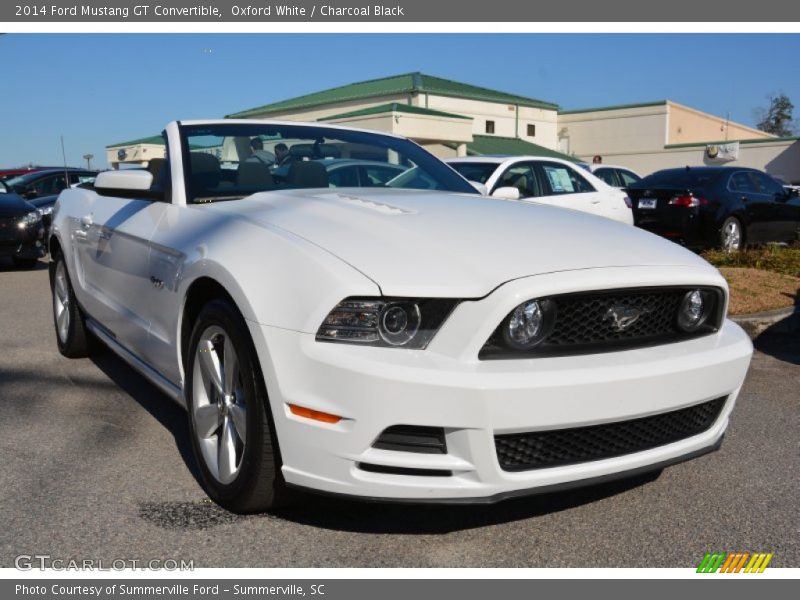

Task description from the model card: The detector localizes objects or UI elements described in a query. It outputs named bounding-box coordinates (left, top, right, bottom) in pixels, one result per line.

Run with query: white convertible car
left=446, top=156, right=634, bottom=224
left=49, top=120, right=752, bottom=512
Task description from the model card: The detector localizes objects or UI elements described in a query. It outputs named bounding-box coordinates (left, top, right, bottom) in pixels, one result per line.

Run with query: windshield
left=4, top=173, right=39, bottom=188
left=448, top=162, right=499, bottom=184
left=180, top=123, right=478, bottom=203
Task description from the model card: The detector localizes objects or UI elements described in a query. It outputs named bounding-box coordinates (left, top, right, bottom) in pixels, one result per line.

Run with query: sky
left=1, top=33, right=799, bottom=169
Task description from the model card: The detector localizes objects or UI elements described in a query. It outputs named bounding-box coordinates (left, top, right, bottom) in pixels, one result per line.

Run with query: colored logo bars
left=697, top=552, right=774, bottom=573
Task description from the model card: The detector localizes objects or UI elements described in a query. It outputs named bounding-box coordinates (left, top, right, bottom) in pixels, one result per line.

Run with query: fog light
left=677, top=290, right=709, bottom=332
left=502, top=299, right=556, bottom=350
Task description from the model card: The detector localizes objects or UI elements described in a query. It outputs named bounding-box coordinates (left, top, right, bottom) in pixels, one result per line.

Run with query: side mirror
left=94, top=170, right=159, bottom=199
left=491, top=186, right=521, bottom=200
left=469, top=181, right=488, bottom=195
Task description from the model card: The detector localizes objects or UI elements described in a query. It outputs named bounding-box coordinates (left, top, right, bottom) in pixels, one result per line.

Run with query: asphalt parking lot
left=0, top=257, right=797, bottom=568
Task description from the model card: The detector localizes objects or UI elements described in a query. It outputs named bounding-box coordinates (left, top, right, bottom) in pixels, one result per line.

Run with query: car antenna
left=60, top=135, right=69, bottom=185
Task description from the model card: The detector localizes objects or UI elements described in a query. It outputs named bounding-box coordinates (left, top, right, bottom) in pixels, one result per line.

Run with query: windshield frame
left=178, top=121, right=479, bottom=204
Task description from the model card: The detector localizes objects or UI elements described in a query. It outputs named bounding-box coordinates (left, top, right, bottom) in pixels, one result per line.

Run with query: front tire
left=50, top=253, right=91, bottom=358
left=186, top=299, right=290, bottom=513
left=719, top=216, right=744, bottom=252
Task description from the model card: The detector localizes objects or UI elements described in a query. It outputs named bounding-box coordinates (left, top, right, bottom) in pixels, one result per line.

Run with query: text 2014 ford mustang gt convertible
left=49, top=120, right=753, bottom=512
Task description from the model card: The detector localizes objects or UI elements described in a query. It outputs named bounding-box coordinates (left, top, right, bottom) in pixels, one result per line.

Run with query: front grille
left=494, top=397, right=726, bottom=472
left=0, top=217, right=20, bottom=242
left=480, top=287, right=723, bottom=358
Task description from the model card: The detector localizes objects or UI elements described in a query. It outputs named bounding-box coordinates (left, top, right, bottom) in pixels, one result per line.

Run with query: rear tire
left=719, top=216, right=744, bottom=252
left=186, top=299, right=291, bottom=513
left=50, top=253, right=91, bottom=358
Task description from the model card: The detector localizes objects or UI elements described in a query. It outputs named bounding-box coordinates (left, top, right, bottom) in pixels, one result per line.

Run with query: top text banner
left=3, top=0, right=800, bottom=22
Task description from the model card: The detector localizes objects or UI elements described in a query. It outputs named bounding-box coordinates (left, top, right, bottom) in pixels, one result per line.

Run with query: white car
left=588, top=164, right=643, bottom=189
left=49, top=120, right=752, bottom=512
left=446, top=156, right=633, bottom=224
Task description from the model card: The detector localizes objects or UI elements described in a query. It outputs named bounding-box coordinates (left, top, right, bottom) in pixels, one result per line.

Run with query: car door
left=593, top=167, right=620, bottom=188
left=751, top=171, right=797, bottom=242
left=71, top=179, right=170, bottom=362
left=534, top=161, right=606, bottom=218
left=727, top=171, right=768, bottom=243
left=617, top=169, right=642, bottom=188
left=490, top=162, right=542, bottom=199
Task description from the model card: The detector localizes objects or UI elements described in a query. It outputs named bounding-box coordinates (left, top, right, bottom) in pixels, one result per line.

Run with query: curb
left=730, top=306, right=800, bottom=339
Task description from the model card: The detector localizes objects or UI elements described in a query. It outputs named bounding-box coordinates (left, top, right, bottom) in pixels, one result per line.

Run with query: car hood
left=208, top=188, right=712, bottom=297
left=0, top=192, right=35, bottom=217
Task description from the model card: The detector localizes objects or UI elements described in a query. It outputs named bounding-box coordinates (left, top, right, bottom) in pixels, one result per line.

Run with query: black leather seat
left=287, top=161, right=329, bottom=189
left=237, top=162, right=274, bottom=189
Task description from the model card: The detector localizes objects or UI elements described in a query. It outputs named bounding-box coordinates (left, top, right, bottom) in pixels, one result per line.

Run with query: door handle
left=741, top=196, right=749, bottom=203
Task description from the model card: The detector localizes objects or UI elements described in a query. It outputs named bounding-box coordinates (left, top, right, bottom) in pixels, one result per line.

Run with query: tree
left=755, top=93, right=796, bottom=137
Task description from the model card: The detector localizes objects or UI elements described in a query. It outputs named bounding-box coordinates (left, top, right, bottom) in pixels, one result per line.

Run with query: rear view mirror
left=95, top=170, right=153, bottom=191
left=94, top=170, right=161, bottom=200
left=491, top=186, right=521, bottom=200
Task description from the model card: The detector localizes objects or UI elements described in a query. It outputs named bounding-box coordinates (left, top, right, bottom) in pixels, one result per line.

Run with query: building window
left=485, top=120, right=495, bottom=134
left=527, top=124, right=536, bottom=137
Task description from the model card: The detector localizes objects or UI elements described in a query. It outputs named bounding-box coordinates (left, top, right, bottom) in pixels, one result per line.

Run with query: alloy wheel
left=53, top=261, right=70, bottom=343
left=722, top=220, right=741, bottom=251
left=192, top=326, right=248, bottom=485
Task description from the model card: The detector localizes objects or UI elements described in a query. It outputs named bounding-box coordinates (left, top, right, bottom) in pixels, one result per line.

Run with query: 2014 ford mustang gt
left=49, top=120, right=753, bottom=513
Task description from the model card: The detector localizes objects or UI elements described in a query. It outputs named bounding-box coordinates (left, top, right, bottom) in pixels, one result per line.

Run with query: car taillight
left=669, top=195, right=708, bottom=207
left=622, top=196, right=632, bottom=209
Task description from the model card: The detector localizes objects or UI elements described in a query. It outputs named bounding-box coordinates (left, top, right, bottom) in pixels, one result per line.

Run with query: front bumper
left=0, top=223, right=46, bottom=259
left=249, top=267, right=753, bottom=502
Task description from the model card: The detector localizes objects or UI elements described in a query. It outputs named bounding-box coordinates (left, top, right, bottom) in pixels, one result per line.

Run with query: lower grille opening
left=495, top=397, right=726, bottom=472
left=357, top=463, right=452, bottom=477
left=372, top=425, right=447, bottom=454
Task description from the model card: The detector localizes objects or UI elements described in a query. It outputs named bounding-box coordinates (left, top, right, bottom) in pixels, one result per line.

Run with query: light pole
left=83, top=153, right=93, bottom=170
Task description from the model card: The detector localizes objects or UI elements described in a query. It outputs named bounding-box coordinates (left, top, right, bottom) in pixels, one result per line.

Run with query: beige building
left=106, top=73, right=799, bottom=182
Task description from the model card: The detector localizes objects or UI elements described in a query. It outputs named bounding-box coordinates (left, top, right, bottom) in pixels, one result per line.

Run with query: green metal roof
left=226, top=72, right=559, bottom=118
left=559, top=100, right=668, bottom=115
left=106, top=135, right=165, bottom=148
left=319, top=102, right=472, bottom=121
left=465, top=135, right=579, bottom=162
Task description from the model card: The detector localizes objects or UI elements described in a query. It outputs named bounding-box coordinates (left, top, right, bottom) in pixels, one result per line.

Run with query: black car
left=0, top=179, right=45, bottom=268
left=27, top=174, right=98, bottom=239
left=4, top=168, right=98, bottom=201
left=627, top=166, right=800, bottom=251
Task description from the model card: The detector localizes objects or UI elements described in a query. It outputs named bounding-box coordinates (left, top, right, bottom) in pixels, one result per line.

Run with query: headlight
left=677, top=289, right=714, bottom=332
left=501, top=299, right=557, bottom=350
left=17, top=211, right=40, bottom=229
left=316, top=297, right=458, bottom=349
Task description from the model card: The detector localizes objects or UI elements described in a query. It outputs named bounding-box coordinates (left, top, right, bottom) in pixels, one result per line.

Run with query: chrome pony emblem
left=603, top=305, right=649, bottom=332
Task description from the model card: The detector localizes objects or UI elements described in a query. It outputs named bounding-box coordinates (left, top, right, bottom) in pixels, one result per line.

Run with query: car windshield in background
left=631, top=169, right=721, bottom=189
left=181, top=123, right=478, bottom=203
left=448, top=162, right=500, bottom=184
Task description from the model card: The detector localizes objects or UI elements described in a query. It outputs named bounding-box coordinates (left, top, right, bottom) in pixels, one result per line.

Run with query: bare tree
left=754, top=93, right=796, bottom=137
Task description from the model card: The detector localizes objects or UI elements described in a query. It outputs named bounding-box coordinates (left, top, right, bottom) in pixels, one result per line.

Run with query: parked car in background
left=446, top=156, right=633, bottom=224
left=29, top=174, right=98, bottom=240
left=4, top=168, right=98, bottom=201
left=49, top=119, right=752, bottom=512
left=271, top=158, right=408, bottom=187
left=0, top=185, right=45, bottom=268
left=627, top=166, right=800, bottom=251
left=589, top=164, right=643, bottom=189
